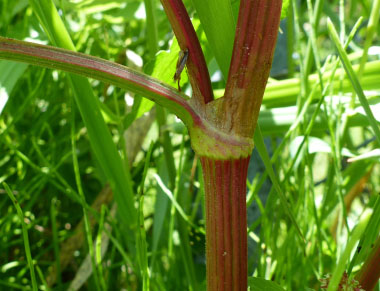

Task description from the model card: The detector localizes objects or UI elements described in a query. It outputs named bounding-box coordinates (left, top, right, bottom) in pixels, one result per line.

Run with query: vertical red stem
left=201, top=156, right=250, bottom=291
left=222, top=0, right=282, bottom=137
left=356, top=236, right=380, bottom=291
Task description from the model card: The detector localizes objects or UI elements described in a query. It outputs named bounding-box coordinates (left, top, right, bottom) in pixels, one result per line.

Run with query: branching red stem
left=160, top=0, right=213, bottom=105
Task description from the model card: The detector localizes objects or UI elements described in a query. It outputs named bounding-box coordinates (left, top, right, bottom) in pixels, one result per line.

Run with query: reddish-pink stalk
left=356, top=236, right=380, bottom=290
left=223, top=0, right=283, bottom=137
left=159, top=0, right=213, bottom=105
left=195, top=2, right=282, bottom=290
left=160, top=1, right=283, bottom=290
left=201, top=157, right=250, bottom=291
left=0, top=37, right=198, bottom=126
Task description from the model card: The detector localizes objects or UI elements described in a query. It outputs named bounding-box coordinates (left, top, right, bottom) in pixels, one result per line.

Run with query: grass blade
left=3, top=182, right=38, bottom=291
left=50, top=198, right=62, bottom=288
left=137, top=142, right=154, bottom=291
left=153, top=173, right=203, bottom=234
left=327, top=18, right=380, bottom=145
left=71, top=103, right=102, bottom=290
left=191, top=0, right=235, bottom=78
left=254, top=125, right=305, bottom=244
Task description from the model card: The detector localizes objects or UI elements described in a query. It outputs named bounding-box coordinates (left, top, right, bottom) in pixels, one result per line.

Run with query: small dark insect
left=173, top=48, right=189, bottom=91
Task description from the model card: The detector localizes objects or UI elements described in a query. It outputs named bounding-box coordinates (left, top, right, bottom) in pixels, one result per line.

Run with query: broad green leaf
left=0, top=60, right=28, bottom=114
left=281, top=0, right=290, bottom=19
left=191, top=0, right=235, bottom=78
left=248, top=277, right=285, bottom=291
left=138, top=40, right=188, bottom=119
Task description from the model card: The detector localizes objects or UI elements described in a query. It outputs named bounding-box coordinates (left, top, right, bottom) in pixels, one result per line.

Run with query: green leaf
left=191, top=0, right=235, bottom=78
left=248, top=277, right=285, bottom=291
left=327, top=18, right=380, bottom=146
left=0, top=60, right=28, bottom=114
left=281, top=0, right=290, bottom=19
left=139, top=40, right=187, bottom=119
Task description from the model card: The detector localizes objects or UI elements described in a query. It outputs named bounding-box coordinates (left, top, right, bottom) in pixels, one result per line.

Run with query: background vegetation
left=0, top=0, right=379, bottom=290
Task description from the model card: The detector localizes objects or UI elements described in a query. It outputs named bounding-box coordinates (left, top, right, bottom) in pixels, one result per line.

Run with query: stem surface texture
left=201, top=156, right=250, bottom=291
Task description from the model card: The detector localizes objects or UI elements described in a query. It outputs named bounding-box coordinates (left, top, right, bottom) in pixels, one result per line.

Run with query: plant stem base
left=201, top=156, right=250, bottom=291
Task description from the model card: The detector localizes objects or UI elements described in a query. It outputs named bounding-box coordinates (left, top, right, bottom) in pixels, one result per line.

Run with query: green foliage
left=191, top=0, right=235, bottom=78
left=1, top=0, right=380, bottom=290
left=281, top=0, right=290, bottom=20
left=249, top=277, right=286, bottom=291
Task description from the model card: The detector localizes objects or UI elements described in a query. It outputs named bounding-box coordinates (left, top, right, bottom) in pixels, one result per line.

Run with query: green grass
left=1, top=0, right=380, bottom=290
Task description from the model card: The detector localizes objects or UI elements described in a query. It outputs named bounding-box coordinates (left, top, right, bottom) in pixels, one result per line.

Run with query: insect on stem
left=173, top=48, right=189, bottom=91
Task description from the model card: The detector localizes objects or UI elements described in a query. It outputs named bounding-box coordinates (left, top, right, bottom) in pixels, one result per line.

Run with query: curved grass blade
left=254, top=125, right=305, bottom=244
left=3, top=183, right=38, bottom=291
left=327, top=18, right=380, bottom=145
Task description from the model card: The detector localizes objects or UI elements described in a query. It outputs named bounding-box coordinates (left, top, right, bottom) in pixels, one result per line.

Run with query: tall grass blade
left=327, top=18, right=380, bottom=146
left=254, top=125, right=305, bottom=244
left=3, top=182, right=38, bottom=291
left=137, top=142, right=154, bottom=291
left=50, top=198, right=62, bottom=288
left=71, top=103, right=102, bottom=290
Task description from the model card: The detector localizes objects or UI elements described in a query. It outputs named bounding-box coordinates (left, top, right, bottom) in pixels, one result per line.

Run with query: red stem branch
left=0, top=37, right=199, bottom=127
left=160, top=0, right=214, bottom=105
left=223, top=0, right=283, bottom=137
left=356, top=236, right=380, bottom=290
left=201, top=156, right=250, bottom=291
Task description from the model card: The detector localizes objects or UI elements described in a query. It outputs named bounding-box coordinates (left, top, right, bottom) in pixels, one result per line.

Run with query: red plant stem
left=223, top=0, right=282, bottom=137
left=200, top=156, right=250, bottom=291
left=356, top=236, right=380, bottom=290
left=160, top=0, right=213, bottom=105
left=0, top=37, right=200, bottom=127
